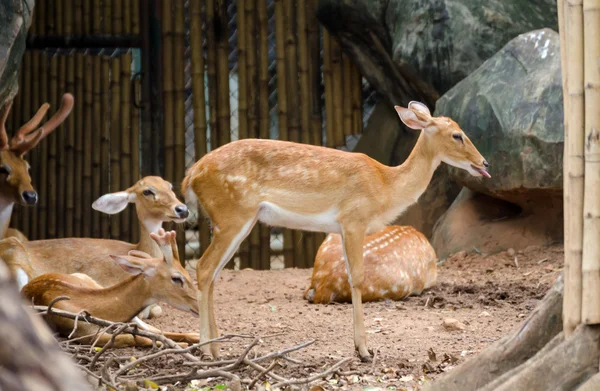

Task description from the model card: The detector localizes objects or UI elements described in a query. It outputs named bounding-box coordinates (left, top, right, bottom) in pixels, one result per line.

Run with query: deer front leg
left=196, top=218, right=257, bottom=359
left=341, top=225, right=371, bottom=362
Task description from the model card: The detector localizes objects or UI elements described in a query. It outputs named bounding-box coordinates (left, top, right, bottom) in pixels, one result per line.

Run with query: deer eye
left=142, top=189, right=155, bottom=197
left=171, top=275, right=184, bottom=287
left=0, top=166, right=9, bottom=175
left=452, top=133, right=463, bottom=142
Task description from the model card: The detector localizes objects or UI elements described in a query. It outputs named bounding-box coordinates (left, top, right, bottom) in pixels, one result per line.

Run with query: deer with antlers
left=1, top=176, right=189, bottom=321
left=21, top=229, right=199, bottom=347
left=182, top=101, right=490, bottom=361
left=0, top=93, right=74, bottom=242
left=304, top=225, right=438, bottom=304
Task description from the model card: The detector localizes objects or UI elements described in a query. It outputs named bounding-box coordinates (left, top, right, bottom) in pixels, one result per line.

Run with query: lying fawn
left=21, top=229, right=199, bottom=347
left=182, top=101, right=490, bottom=361
left=0, top=93, right=74, bottom=242
left=304, top=226, right=437, bottom=304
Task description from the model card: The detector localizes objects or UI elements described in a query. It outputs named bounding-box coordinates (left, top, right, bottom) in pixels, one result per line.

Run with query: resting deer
left=0, top=93, right=74, bottom=242
left=22, top=229, right=200, bottom=347
left=1, top=176, right=189, bottom=319
left=182, top=101, right=490, bottom=361
left=304, top=226, right=437, bottom=304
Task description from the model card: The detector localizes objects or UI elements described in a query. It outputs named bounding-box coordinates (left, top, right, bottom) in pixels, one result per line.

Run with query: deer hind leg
left=196, top=217, right=257, bottom=359
left=341, top=225, right=371, bottom=362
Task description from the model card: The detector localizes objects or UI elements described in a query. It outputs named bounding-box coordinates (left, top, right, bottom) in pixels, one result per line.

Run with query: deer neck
left=390, top=133, right=441, bottom=205
left=0, top=196, right=14, bottom=239
left=87, top=275, right=154, bottom=323
left=135, top=217, right=163, bottom=258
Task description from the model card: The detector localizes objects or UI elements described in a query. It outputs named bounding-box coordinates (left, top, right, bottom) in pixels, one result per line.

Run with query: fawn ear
left=92, top=191, right=135, bottom=214
left=394, top=105, right=431, bottom=130
left=110, top=255, right=157, bottom=277
left=407, top=101, right=431, bottom=117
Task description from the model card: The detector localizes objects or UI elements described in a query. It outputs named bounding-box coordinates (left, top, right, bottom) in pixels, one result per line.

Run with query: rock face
left=317, top=0, right=558, bottom=108
left=0, top=0, right=33, bottom=104
left=431, top=28, right=564, bottom=257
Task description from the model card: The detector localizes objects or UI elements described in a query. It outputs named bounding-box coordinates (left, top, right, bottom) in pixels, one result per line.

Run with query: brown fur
left=304, top=226, right=437, bottom=304
left=182, top=101, right=488, bottom=361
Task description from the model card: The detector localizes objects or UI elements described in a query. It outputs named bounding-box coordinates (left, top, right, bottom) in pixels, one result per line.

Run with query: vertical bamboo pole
left=101, top=55, right=111, bottom=239
left=331, top=39, right=344, bottom=147
left=56, top=55, right=67, bottom=238
left=72, top=54, right=84, bottom=237
left=110, top=56, right=122, bottom=239
left=38, top=54, right=49, bottom=239
left=351, top=65, right=363, bottom=135
left=297, top=0, right=310, bottom=145
left=92, top=55, right=103, bottom=238
left=103, top=0, right=112, bottom=34
left=257, top=0, right=271, bottom=269
left=581, top=0, right=600, bottom=324
left=245, top=0, right=260, bottom=269
left=206, top=0, right=219, bottom=151
left=216, top=0, right=231, bottom=148
left=48, top=55, right=58, bottom=239
left=30, top=51, right=41, bottom=240
left=83, top=0, right=91, bottom=35
left=162, top=0, right=175, bottom=183
left=173, top=0, right=187, bottom=263
left=131, top=0, right=141, bottom=244
left=119, top=53, right=132, bottom=242
left=82, top=55, right=93, bottom=238
left=46, top=0, right=56, bottom=35
left=190, top=0, right=211, bottom=258
left=563, top=0, right=585, bottom=336
left=323, top=30, right=334, bottom=148
left=132, top=0, right=140, bottom=35
left=37, top=0, right=46, bottom=35
left=11, top=69, right=21, bottom=233
left=92, top=0, right=101, bottom=34
left=274, top=0, right=293, bottom=267
left=342, top=55, right=353, bottom=138
left=73, top=0, right=82, bottom=35
left=65, top=54, right=76, bottom=238
left=236, top=0, right=251, bottom=268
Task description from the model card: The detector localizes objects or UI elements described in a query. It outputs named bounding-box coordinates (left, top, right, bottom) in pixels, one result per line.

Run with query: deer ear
left=92, top=191, right=135, bottom=214
left=394, top=105, right=430, bottom=130
left=110, top=255, right=157, bottom=277
left=407, top=101, right=431, bottom=117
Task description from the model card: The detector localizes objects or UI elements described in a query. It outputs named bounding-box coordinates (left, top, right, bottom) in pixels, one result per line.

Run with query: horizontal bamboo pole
left=563, top=0, right=585, bottom=336
left=580, top=0, right=600, bottom=325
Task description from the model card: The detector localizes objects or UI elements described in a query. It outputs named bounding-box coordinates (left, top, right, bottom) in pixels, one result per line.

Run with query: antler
left=0, top=101, right=13, bottom=150
left=149, top=228, right=180, bottom=266
left=10, top=93, right=74, bottom=155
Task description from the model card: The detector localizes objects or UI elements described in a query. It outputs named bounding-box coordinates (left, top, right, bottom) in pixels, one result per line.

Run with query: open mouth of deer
left=471, top=164, right=491, bottom=178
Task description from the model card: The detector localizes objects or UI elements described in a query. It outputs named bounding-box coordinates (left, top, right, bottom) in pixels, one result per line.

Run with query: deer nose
left=483, top=160, right=489, bottom=168
left=174, top=204, right=189, bottom=219
left=22, top=191, right=38, bottom=205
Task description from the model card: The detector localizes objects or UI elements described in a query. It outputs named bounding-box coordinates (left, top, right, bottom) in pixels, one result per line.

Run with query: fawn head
left=110, top=229, right=198, bottom=316
left=92, top=176, right=189, bottom=223
left=0, top=93, right=74, bottom=205
left=395, top=101, right=490, bottom=178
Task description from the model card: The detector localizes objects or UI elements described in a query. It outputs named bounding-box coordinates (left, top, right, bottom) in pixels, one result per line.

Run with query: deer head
left=110, top=228, right=198, bottom=316
left=395, top=101, right=490, bottom=178
left=0, top=93, right=74, bottom=206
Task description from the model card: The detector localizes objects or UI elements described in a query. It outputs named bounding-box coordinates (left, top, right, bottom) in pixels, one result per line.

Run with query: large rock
left=317, top=0, right=558, bottom=108
left=0, top=0, right=33, bottom=104
left=432, top=28, right=564, bottom=257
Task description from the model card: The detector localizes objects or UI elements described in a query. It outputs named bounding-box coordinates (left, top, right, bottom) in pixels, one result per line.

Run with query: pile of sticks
left=32, top=304, right=353, bottom=391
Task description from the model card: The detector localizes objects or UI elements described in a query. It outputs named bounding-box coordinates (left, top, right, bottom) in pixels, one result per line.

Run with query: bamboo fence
left=559, top=0, right=600, bottom=335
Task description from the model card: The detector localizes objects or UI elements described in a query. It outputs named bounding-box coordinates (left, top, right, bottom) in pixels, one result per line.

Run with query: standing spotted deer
left=304, top=226, right=438, bottom=304
left=0, top=93, right=74, bottom=242
left=182, top=101, right=490, bottom=361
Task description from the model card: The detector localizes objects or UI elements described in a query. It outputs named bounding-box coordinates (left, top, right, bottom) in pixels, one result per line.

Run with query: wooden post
left=162, top=0, right=175, bottom=183
left=74, top=54, right=84, bottom=237
left=342, top=55, right=352, bottom=139
left=323, top=30, right=334, bottom=148
left=110, top=56, right=122, bottom=239
left=298, top=0, right=310, bottom=145
left=216, top=0, right=231, bottom=148
left=120, top=52, right=132, bottom=242
left=563, top=0, right=585, bottom=336
left=48, top=55, right=58, bottom=239
left=173, top=0, right=187, bottom=263
left=307, top=0, right=322, bottom=147
left=83, top=55, right=93, bottom=238
left=274, top=0, right=294, bottom=268
left=331, top=39, right=344, bottom=147
left=206, top=0, right=219, bottom=151
left=258, top=0, right=271, bottom=269
left=581, top=0, right=600, bottom=324
left=65, top=54, right=76, bottom=239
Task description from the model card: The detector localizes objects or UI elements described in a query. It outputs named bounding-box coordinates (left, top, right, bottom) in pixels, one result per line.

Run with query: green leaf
left=143, top=379, right=160, bottom=389
left=214, top=385, right=227, bottom=390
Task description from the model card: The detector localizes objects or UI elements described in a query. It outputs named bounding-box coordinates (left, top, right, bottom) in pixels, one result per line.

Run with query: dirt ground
left=139, top=244, right=563, bottom=390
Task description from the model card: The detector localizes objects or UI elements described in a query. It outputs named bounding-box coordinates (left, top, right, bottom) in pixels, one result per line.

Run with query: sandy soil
left=137, top=244, right=563, bottom=390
